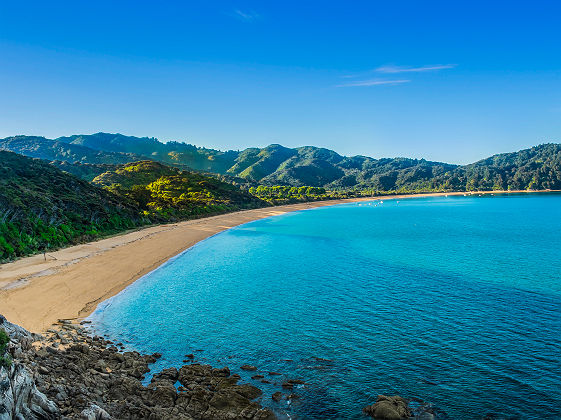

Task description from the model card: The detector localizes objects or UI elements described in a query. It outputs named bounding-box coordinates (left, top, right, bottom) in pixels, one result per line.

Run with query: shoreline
left=0, top=189, right=556, bottom=333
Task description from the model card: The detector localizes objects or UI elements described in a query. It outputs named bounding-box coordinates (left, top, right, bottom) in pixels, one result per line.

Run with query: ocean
left=89, top=193, right=561, bottom=419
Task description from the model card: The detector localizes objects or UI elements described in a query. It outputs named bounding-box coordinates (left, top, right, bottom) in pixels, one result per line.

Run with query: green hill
left=56, top=132, right=238, bottom=173
left=0, top=151, right=146, bottom=262
left=91, top=160, right=266, bottom=221
left=0, top=135, right=143, bottom=165
left=0, top=154, right=268, bottom=262
left=448, top=143, right=561, bottom=191
left=2, top=133, right=561, bottom=192
left=51, top=161, right=119, bottom=182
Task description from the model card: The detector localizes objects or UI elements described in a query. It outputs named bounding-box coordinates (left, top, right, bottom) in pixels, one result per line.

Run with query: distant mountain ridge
left=1, top=133, right=560, bottom=191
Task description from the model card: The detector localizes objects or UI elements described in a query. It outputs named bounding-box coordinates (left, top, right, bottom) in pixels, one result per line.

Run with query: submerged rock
left=271, top=391, right=284, bottom=402
left=363, top=395, right=411, bottom=420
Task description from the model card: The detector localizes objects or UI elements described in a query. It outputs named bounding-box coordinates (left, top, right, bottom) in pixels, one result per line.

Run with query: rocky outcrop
left=363, top=395, right=411, bottom=420
left=0, top=315, right=59, bottom=420
left=0, top=315, right=275, bottom=419
left=363, top=395, right=448, bottom=420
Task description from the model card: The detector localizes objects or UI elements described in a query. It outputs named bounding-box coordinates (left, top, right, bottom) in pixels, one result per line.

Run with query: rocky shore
left=0, top=315, right=275, bottom=419
left=1, top=314, right=449, bottom=420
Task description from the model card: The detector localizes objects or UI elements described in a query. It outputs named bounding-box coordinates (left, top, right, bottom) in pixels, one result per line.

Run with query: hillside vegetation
left=0, top=151, right=146, bottom=262
left=0, top=155, right=268, bottom=262
left=446, top=143, right=561, bottom=191
left=92, top=161, right=265, bottom=220
left=0, top=135, right=142, bottom=165
left=3, top=133, right=560, bottom=191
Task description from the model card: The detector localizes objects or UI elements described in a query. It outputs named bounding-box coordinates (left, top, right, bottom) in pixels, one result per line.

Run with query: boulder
left=152, top=367, right=179, bottom=383
left=363, top=395, right=411, bottom=420
left=271, top=391, right=283, bottom=402
left=148, top=381, right=177, bottom=407
left=80, top=403, right=111, bottom=420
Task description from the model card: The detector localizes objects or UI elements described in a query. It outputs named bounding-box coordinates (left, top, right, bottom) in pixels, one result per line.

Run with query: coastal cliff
left=0, top=315, right=59, bottom=419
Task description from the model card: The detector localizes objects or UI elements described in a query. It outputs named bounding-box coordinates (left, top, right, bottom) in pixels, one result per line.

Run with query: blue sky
left=1, top=1, right=560, bottom=163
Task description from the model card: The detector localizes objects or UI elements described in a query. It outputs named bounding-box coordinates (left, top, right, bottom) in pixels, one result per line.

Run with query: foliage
left=92, top=161, right=267, bottom=221
left=439, top=143, right=561, bottom=191
left=248, top=185, right=355, bottom=204
left=0, top=329, right=11, bottom=368
left=0, top=151, right=147, bottom=262
left=51, top=161, right=118, bottom=182
left=0, top=135, right=141, bottom=165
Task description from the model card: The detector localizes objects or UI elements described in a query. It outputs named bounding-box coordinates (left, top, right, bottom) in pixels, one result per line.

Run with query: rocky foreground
left=1, top=314, right=449, bottom=420
left=0, top=315, right=275, bottom=419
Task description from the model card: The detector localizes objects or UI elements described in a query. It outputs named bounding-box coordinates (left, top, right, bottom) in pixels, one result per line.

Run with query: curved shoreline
left=0, top=190, right=555, bottom=333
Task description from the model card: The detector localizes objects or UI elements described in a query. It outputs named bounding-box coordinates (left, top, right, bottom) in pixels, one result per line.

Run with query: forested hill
left=1, top=133, right=560, bottom=191
left=451, top=143, right=561, bottom=191
left=0, top=154, right=268, bottom=262
left=91, top=160, right=265, bottom=220
left=0, top=151, right=146, bottom=262
left=0, top=135, right=143, bottom=165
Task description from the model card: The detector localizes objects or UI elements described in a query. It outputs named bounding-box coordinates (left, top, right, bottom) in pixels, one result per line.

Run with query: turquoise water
left=89, top=194, right=561, bottom=419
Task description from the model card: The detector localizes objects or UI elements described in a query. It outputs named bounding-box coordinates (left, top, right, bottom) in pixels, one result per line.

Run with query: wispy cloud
left=233, top=9, right=260, bottom=22
left=376, top=64, right=456, bottom=73
left=337, top=79, right=411, bottom=87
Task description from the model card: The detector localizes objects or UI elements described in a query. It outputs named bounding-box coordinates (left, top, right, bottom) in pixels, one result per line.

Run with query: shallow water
left=90, top=193, right=561, bottom=419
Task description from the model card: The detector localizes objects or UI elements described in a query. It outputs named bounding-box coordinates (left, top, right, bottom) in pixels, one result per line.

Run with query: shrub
left=0, top=329, right=11, bottom=368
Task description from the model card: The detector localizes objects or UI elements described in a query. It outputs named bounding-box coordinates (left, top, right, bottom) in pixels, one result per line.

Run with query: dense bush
left=0, top=151, right=147, bottom=262
left=93, top=161, right=266, bottom=221
left=248, top=185, right=355, bottom=204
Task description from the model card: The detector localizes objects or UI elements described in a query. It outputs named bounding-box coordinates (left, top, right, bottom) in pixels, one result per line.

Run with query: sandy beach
left=0, top=190, right=550, bottom=333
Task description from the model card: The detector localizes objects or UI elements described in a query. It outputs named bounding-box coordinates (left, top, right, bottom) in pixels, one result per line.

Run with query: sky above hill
left=1, top=0, right=560, bottom=164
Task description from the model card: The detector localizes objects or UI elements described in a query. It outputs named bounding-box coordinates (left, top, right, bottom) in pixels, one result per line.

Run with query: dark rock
left=148, top=381, right=177, bottom=407
left=271, top=391, right=284, bottom=402
left=80, top=403, right=111, bottom=419
left=287, top=378, right=306, bottom=385
left=241, top=364, right=257, bottom=371
left=363, top=395, right=411, bottom=419
left=235, top=384, right=263, bottom=400
left=152, top=367, right=179, bottom=383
